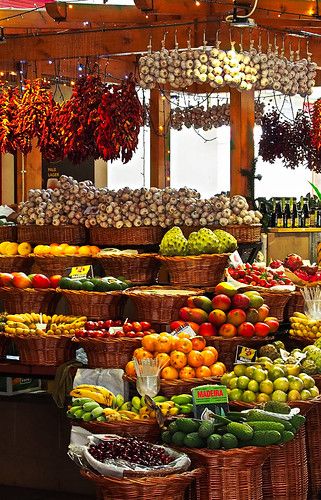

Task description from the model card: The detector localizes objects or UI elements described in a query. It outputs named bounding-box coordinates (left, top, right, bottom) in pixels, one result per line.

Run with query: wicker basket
left=284, top=290, right=305, bottom=321
left=17, top=224, right=87, bottom=245
left=96, top=253, right=161, bottom=285
left=58, top=288, right=122, bottom=320
left=74, top=336, right=141, bottom=369
left=0, top=225, right=17, bottom=241
left=205, top=335, right=274, bottom=371
left=124, top=375, right=220, bottom=398
left=305, top=399, right=321, bottom=500
left=229, top=398, right=319, bottom=416
left=0, top=255, right=33, bottom=274
left=34, top=255, right=93, bottom=277
left=73, top=418, right=161, bottom=443
left=179, top=446, right=270, bottom=500
left=89, top=226, right=165, bottom=247
left=81, top=467, right=202, bottom=500
left=0, top=287, right=59, bottom=314
left=124, top=286, right=204, bottom=324
left=157, top=254, right=230, bottom=287
left=0, top=333, right=8, bottom=358
left=258, top=290, right=291, bottom=322
left=224, top=224, right=262, bottom=243
left=10, top=334, right=74, bottom=366
left=262, top=427, right=308, bottom=500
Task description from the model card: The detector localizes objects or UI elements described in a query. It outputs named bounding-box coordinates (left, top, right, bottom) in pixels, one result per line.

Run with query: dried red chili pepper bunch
left=96, top=75, right=143, bottom=163
left=0, top=84, right=21, bottom=154
left=14, top=79, right=53, bottom=155
left=311, top=98, right=321, bottom=151
left=60, top=74, right=104, bottom=163
left=38, top=96, right=65, bottom=162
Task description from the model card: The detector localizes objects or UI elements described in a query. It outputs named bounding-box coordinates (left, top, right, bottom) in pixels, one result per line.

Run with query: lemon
left=287, top=389, right=301, bottom=401
left=248, top=380, right=259, bottom=393
left=234, top=364, right=247, bottom=377
left=268, top=366, right=286, bottom=381
left=229, top=377, right=239, bottom=389
left=252, top=368, right=267, bottom=383
left=271, top=390, right=287, bottom=402
left=229, top=388, right=243, bottom=401
left=273, top=377, right=289, bottom=392
left=256, top=393, right=271, bottom=403
left=300, top=389, right=312, bottom=401
left=236, top=376, right=250, bottom=390
left=241, top=390, right=256, bottom=403
left=259, top=379, right=274, bottom=395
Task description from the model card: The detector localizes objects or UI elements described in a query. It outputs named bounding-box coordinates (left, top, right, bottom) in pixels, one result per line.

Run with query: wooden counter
left=266, top=228, right=321, bottom=262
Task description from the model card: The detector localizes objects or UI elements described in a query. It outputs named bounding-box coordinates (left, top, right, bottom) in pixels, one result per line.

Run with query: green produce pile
left=162, top=402, right=305, bottom=450
left=59, top=276, right=131, bottom=292
left=258, top=340, right=321, bottom=376
left=159, top=226, right=237, bottom=256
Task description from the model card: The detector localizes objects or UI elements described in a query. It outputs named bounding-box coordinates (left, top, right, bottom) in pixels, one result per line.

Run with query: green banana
left=171, top=394, right=193, bottom=405
left=91, top=406, right=104, bottom=419
left=72, top=398, right=93, bottom=406
left=82, top=412, right=95, bottom=422
left=69, top=405, right=83, bottom=415
left=83, top=401, right=100, bottom=412
left=96, top=415, right=106, bottom=422
left=153, top=395, right=168, bottom=403
left=132, top=396, right=141, bottom=411
left=179, top=404, right=194, bottom=414
left=120, top=402, right=132, bottom=411
left=115, top=394, right=125, bottom=409
left=74, top=409, right=85, bottom=419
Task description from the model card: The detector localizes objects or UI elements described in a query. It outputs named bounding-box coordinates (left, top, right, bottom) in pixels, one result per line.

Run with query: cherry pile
left=74, top=320, right=154, bottom=339
left=228, top=263, right=292, bottom=288
left=88, top=438, right=172, bottom=467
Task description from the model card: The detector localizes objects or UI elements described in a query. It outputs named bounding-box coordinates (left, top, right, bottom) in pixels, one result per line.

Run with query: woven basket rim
left=95, top=253, right=159, bottom=259
left=57, top=287, right=122, bottom=296
left=124, top=374, right=221, bottom=386
left=17, top=223, right=83, bottom=228
left=0, top=255, right=33, bottom=259
left=72, top=418, right=159, bottom=428
left=225, top=223, right=262, bottom=229
left=34, top=254, right=92, bottom=260
left=178, top=444, right=271, bottom=458
left=205, top=334, right=275, bottom=343
left=81, top=466, right=203, bottom=484
left=156, top=253, right=231, bottom=262
left=0, top=286, right=57, bottom=293
left=124, top=285, right=204, bottom=298
left=6, top=333, right=73, bottom=340
left=73, top=336, right=141, bottom=345
left=89, top=226, right=163, bottom=231
left=229, top=395, right=321, bottom=409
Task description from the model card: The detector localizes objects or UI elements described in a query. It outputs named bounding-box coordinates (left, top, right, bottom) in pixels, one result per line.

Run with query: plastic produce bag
left=73, top=368, right=128, bottom=399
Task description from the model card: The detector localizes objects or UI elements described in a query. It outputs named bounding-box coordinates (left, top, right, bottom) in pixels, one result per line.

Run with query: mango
left=187, top=296, right=213, bottom=313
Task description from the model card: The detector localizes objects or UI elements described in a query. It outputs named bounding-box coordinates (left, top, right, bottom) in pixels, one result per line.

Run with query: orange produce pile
left=125, top=332, right=226, bottom=380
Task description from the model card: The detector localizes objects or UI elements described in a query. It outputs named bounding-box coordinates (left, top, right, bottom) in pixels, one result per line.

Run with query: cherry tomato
left=123, top=323, right=133, bottom=333
left=140, top=321, right=151, bottom=331
left=132, top=322, right=143, bottom=332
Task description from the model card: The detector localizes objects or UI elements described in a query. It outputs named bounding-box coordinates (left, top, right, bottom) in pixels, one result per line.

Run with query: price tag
left=229, top=250, right=243, bottom=268
left=36, top=323, right=46, bottom=331
left=279, top=348, right=290, bottom=361
left=109, top=327, right=124, bottom=335
left=171, top=323, right=196, bottom=338
left=66, top=265, right=94, bottom=280
left=192, top=384, right=229, bottom=419
left=235, top=345, right=257, bottom=364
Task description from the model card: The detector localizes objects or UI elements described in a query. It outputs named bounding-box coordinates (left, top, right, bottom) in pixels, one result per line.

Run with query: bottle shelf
left=268, top=227, right=321, bottom=233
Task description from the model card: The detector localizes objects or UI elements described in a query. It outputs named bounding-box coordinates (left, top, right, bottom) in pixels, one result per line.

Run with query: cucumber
left=281, top=431, right=295, bottom=443
left=248, top=430, right=282, bottom=446
left=246, top=410, right=295, bottom=432
left=247, top=421, right=285, bottom=433
left=227, top=422, right=254, bottom=441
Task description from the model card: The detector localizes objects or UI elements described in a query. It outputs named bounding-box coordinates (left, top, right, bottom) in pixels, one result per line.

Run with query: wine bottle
left=275, top=201, right=283, bottom=228
left=292, top=202, right=299, bottom=228
left=303, top=201, right=310, bottom=228
left=283, top=200, right=291, bottom=228
left=310, top=198, right=316, bottom=227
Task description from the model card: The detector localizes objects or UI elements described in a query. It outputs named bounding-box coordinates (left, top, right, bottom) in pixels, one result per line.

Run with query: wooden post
left=149, top=89, right=171, bottom=188
left=230, top=88, right=255, bottom=197
left=15, top=140, right=42, bottom=203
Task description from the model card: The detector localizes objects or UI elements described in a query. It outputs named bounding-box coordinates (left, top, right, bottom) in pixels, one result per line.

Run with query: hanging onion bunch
left=0, top=85, right=21, bottom=154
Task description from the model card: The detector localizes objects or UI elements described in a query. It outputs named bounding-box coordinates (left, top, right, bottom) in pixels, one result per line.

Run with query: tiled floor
left=0, top=486, right=95, bottom=500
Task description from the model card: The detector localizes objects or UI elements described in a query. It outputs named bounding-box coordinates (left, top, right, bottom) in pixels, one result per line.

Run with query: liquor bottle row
left=256, top=196, right=321, bottom=229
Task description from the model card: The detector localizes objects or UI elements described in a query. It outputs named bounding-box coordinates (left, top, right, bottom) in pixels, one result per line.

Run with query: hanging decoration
left=38, top=99, right=64, bottom=162
left=0, top=84, right=21, bottom=154
left=311, top=98, right=321, bottom=151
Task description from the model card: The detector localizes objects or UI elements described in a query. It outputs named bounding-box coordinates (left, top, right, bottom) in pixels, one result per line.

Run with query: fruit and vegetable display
left=3, top=313, right=86, bottom=336
left=58, top=275, right=130, bottom=292
left=125, top=332, right=226, bottom=380
left=0, top=272, right=61, bottom=289
left=0, top=241, right=32, bottom=256
left=67, top=387, right=194, bottom=422
left=17, top=175, right=262, bottom=229
left=271, top=253, right=321, bottom=285
left=33, top=243, right=100, bottom=257
left=159, top=227, right=237, bottom=256
left=222, top=361, right=319, bottom=403
left=227, top=263, right=293, bottom=288
left=161, top=402, right=305, bottom=450
left=174, top=283, right=279, bottom=338
left=74, top=320, right=154, bottom=339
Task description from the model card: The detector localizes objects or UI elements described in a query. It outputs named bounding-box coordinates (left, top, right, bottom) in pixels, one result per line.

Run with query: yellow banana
left=70, top=389, right=106, bottom=405
left=31, top=312, right=40, bottom=321
left=75, top=385, right=115, bottom=406
left=6, top=314, right=26, bottom=323
left=103, top=408, right=119, bottom=415
left=293, top=312, right=308, bottom=319
left=118, top=410, right=139, bottom=419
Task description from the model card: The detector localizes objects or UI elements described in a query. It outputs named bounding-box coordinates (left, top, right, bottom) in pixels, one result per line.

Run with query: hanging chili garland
left=0, top=85, right=21, bottom=154
left=311, top=98, right=321, bottom=151
left=38, top=98, right=65, bottom=162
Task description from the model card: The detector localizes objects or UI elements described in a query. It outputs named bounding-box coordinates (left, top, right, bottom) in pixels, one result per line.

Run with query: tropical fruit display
left=161, top=402, right=305, bottom=449
left=0, top=241, right=32, bottom=256
left=125, top=332, right=226, bottom=380
left=222, top=361, right=319, bottom=403
left=3, top=313, right=86, bottom=336
left=227, top=262, right=293, bottom=288
left=289, top=311, right=321, bottom=340
left=58, top=275, right=131, bottom=292
left=159, top=226, right=237, bottom=256
left=33, top=243, right=100, bottom=257
left=174, top=282, right=279, bottom=338
left=0, top=272, right=61, bottom=289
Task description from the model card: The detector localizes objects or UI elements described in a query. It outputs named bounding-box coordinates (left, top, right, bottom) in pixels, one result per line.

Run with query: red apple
left=198, top=322, right=217, bottom=337
left=264, top=317, right=279, bottom=333
left=257, top=305, right=270, bottom=322
left=179, top=307, right=192, bottom=321
left=31, top=274, right=51, bottom=289
left=170, top=320, right=186, bottom=331
left=211, top=294, right=231, bottom=312
left=218, top=323, right=237, bottom=338
left=237, top=322, right=255, bottom=338
left=227, top=308, right=247, bottom=327
left=0, top=273, right=13, bottom=286
left=208, top=309, right=227, bottom=326
left=254, top=322, right=271, bottom=337
left=12, top=273, right=32, bottom=289
left=231, top=293, right=250, bottom=310
left=49, top=275, right=62, bottom=288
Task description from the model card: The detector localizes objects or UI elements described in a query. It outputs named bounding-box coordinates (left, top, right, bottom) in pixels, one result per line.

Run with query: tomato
left=85, top=321, right=97, bottom=331
left=237, top=322, right=255, bottom=338
left=140, top=321, right=151, bottom=331
left=142, top=330, right=152, bottom=336
left=126, top=331, right=137, bottom=338
left=132, top=322, right=143, bottom=332
left=254, top=322, right=270, bottom=337
left=103, top=320, right=113, bottom=329
left=123, top=323, right=133, bottom=333
left=113, top=320, right=122, bottom=326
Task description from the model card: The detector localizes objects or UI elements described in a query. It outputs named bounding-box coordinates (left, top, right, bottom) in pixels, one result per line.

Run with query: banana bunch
left=129, top=394, right=193, bottom=418
left=70, top=385, right=115, bottom=407
left=289, top=312, right=321, bottom=340
left=4, top=313, right=86, bottom=336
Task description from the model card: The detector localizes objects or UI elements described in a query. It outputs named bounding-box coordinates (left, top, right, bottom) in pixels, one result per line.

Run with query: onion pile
left=17, top=176, right=262, bottom=228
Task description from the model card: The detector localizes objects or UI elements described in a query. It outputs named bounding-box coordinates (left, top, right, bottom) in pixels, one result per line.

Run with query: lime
left=226, top=388, right=231, bottom=398
left=241, top=390, right=257, bottom=403
left=81, top=281, right=95, bottom=292
left=287, top=389, right=301, bottom=401
left=252, top=368, right=267, bottom=383
left=273, top=377, right=289, bottom=392
left=310, top=386, right=320, bottom=398
left=245, top=365, right=256, bottom=378
left=286, top=364, right=301, bottom=376
left=229, top=377, right=239, bottom=389
left=299, top=374, right=315, bottom=390
left=229, top=388, right=243, bottom=401
left=300, top=389, right=312, bottom=401
left=259, top=379, right=274, bottom=395
left=256, top=393, right=271, bottom=403
left=237, top=376, right=250, bottom=390
left=268, top=366, right=286, bottom=381
left=248, top=380, right=259, bottom=393
left=221, top=372, right=235, bottom=387
left=69, top=280, right=82, bottom=290
left=288, top=377, right=303, bottom=392
left=234, top=364, right=247, bottom=377
left=271, top=390, right=288, bottom=402
left=59, top=277, right=73, bottom=289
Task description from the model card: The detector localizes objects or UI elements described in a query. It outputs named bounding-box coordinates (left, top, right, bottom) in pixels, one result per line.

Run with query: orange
left=125, top=360, right=136, bottom=377
left=50, top=243, right=59, bottom=247
left=201, top=350, right=217, bottom=367
left=142, top=333, right=159, bottom=352
left=195, top=365, right=212, bottom=378
left=176, top=338, right=193, bottom=354
left=133, top=348, right=153, bottom=361
left=161, top=366, right=179, bottom=380
left=50, top=245, right=65, bottom=256
left=170, top=350, right=187, bottom=370
left=187, top=350, right=204, bottom=368
left=90, top=246, right=101, bottom=256
left=191, top=336, right=206, bottom=351
left=154, top=333, right=175, bottom=353
left=177, top=332, right=191, bottom=339
left=65, top=245, right=78, bottom=256
left=210, top=362, right=226, bottom=376
left=214, top=361, right=226, bottom=373
left=78, top=245, right=92, bottom=256
left=155, top=352, right=170, bottom=369
left=179, top=366, right=196, bottom=379
left=203, top=346, right=218, bottom=355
